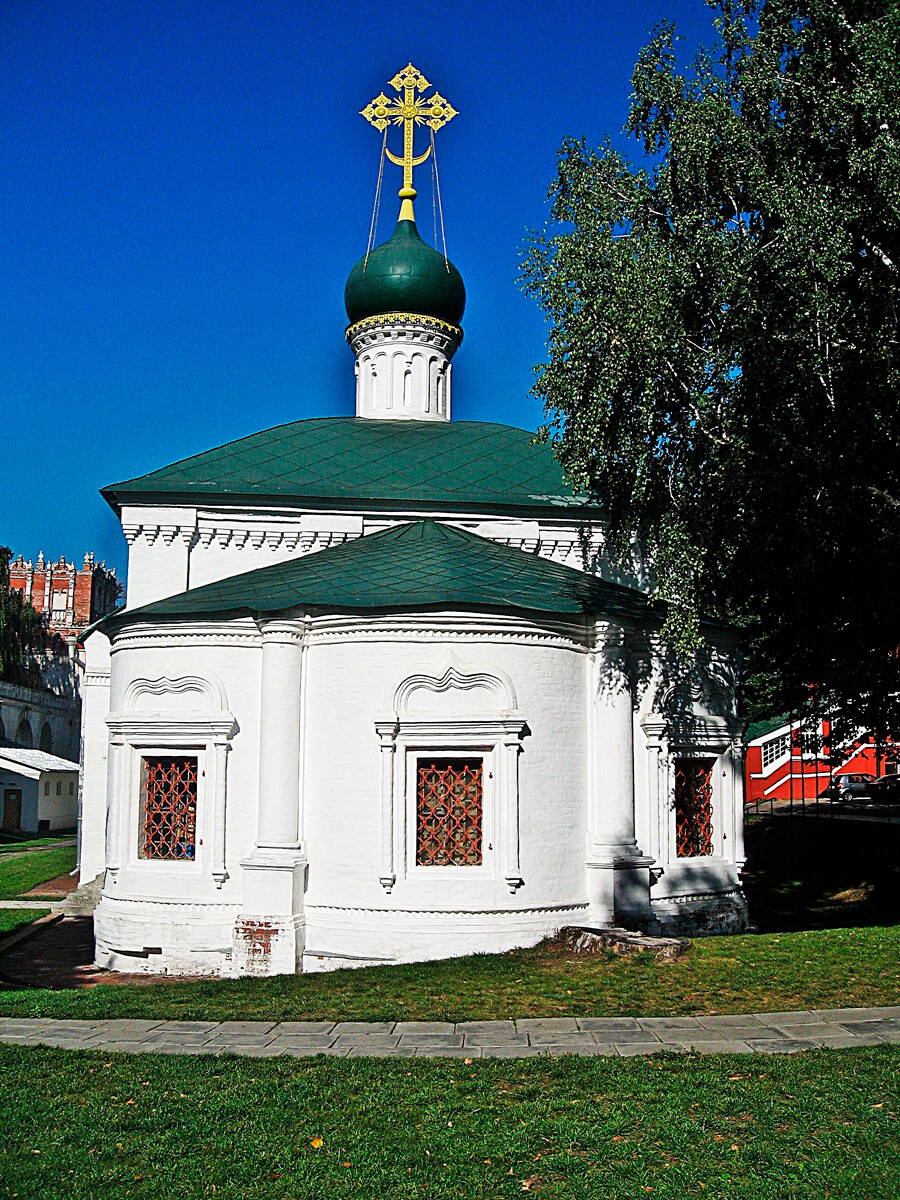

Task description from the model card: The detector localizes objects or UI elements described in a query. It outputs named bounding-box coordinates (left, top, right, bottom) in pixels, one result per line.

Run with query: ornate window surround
left=375, top=661, right=527, bottom=894
left=105, top=674, right=235, bottom=889
left=641, top=709, right=743, bottom=869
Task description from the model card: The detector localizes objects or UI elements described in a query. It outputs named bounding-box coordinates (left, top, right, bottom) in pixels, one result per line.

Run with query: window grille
left=416, top=758, right=483, bottom=866
left=139, top=756, right=197, bottom=861
left=674, top=757, right=714, bottom=858
left=761, top=732, right=790, bottom=769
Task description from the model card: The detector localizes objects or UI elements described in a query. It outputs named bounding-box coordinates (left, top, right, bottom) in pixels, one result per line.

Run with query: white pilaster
left=234, top=619, right=307, bottom=976
left=586, top=620, right=654, bottom=928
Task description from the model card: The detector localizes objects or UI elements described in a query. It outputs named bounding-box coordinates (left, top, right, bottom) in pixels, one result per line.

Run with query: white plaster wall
left=79, top=632, right=112, bottom=884
left=300, top=624, right=590, bottom=967
left=0, top=772, right=39, bottom=831
left=94, top=624, right=262, bottom=973
left=118, top=498, right=646, bottom=613
left=37, top=773, right=79, bottom=830
left=632, top=636, right=746, bottom=930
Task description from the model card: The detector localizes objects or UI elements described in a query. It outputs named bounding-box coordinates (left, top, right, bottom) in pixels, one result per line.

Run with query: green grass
left=0, top=834, right=75, bottom=855
left=1, top=1044, right=897, bottom=1199
left=2, top=925, right=899, bottom=1022
left=0, top=844, right=76, bottom=900
left=0, top=908, right=50, bottom=937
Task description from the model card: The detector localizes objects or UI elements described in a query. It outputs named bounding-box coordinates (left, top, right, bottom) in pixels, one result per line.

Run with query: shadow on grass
left=743, top=809, right=900, bottom=933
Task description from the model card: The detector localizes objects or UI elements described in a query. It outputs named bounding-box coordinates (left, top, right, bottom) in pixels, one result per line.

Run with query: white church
left=78, top=65, right=748, bottom=977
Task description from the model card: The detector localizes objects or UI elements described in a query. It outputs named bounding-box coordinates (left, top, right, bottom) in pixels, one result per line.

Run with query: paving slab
left=266, top=1036, right=336, bottom=1051
left=695, top=1015, right=768, bottom=1029
left=455, top=1020, right=517, bottom=1034
left=95, top=1020, right=165, bottom=1037
left=397, top=1035, right=465, bottom=1049
left=590, top=1028, right=665, bottom=1045
left=204, top=1033, right=277, bottom=1047
left=515, top=1018, right=581, bottom=1034
left=209, top=1021, right=276, bottom=1035
left=763, top=1022, right=850, bottom=1039
left=331, top=1021, right=396, bottom=1035
left=744, top=1039, right=817, bottom=1054
left=394, top=1021, right=456, bottom=1035
left=147, top=1021, right=219, bottom=1034
left=576, top=1017, right=643, bottom=1032
left=526, top=1032, right=594, bottom=1047
left=332, top=1034, right=401, bottom=1049
left=804, top=1033, right=882, bottom=1049
left=756, top=1011, right=818, bottom=1025
left=462, top=1032, right=530, bottom=1048
left=272, top=1022, right=336, bottom=1035
left=638, top=1017, right=705, bottom=1032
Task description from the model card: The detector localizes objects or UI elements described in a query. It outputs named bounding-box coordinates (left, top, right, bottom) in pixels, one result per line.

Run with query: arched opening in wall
left=39, top=722, right=53, bottom=753
left=15, top=718, right=33, bottom=749
left=0, top=714, right=5, bottom=742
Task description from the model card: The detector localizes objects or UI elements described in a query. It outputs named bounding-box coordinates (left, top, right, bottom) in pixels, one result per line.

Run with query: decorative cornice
left=346, top=311, right=463, bottom=343
left=306, top=903, right=587, bottom=919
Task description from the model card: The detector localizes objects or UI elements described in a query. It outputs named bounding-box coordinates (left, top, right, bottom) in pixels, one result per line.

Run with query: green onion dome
left=345, top=215, right=466, bottom=329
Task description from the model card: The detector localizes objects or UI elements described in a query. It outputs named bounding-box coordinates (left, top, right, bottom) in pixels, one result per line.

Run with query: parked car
left=821, top=773, right=877, bottom=802
left=868, top=774, right=900, bottom=804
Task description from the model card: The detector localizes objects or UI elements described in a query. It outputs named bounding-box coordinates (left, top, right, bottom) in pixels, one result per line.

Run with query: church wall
left=632, top=635, right=747, bottom=935
left=119, top=496, right=652, bottom=612
left=93, top=625, right=263, bottom=974
left=299, top=620, right=591, bottom=968
left=79, top=631, right=112, bottom=884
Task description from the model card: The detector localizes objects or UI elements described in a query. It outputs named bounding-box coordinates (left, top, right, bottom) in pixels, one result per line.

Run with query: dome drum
left=352, top=318, right=459, bottom=421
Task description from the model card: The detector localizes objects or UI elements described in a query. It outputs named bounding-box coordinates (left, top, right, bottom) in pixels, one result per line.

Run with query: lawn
left=0, top=908, right=50, bottom=937
left=1, top=1043, right=897, bottom=1199
left=1, top=924, right=899, bottom=1022
left=0, top=843, right=76, bottom=900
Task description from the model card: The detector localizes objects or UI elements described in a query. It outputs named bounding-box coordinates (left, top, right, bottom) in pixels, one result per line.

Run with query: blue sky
left=1, top=0, right=715, bottom=581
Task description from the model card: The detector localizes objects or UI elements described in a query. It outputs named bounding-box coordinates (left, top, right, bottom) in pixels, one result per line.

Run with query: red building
left=8, top=552, right=119, bottom=639
left=744, top=714, right=893, bottom=805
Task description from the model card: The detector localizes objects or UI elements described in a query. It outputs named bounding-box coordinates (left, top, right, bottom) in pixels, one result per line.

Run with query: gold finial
left=361, top=63, right=457, bottom=220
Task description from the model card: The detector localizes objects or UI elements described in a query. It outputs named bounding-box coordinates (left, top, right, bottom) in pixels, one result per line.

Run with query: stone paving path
left=2, top=1007, right=899, bottom=1058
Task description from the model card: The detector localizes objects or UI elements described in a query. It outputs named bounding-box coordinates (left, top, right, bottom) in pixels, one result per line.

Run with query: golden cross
left=361, top=63, right=457, bottom=202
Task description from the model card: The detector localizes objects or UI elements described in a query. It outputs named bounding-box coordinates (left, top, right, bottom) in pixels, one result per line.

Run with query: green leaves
left=522, top=0, right=900, bottom=732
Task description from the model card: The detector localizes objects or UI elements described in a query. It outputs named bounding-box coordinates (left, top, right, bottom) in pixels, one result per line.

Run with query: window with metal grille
left=674, top=757, right=714, bottom=858
left=139, top=756, right=197, bottom=861
left=416, top=758, right=483, bottom=867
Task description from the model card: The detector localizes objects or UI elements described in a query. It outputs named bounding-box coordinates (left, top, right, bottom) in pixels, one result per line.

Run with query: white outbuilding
left=78, top=77, right=748, bottom=977
left=0, top=747, right=79, bottom=834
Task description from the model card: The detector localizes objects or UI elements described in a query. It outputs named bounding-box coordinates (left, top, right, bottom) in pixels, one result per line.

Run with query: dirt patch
left=0, top=917, right=200, bottom=990
left=20, top=871, right=79, bottom=899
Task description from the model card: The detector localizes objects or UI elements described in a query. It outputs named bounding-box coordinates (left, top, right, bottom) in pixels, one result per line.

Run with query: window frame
left=137, top=753, right=201, bottom=864
left=405, top=746, right=495, bottom=880
left=105, top=675, right=235, bottom=890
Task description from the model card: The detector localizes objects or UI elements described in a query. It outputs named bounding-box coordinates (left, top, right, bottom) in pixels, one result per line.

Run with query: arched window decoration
left=15, top=718, right=33, bottom=749
left=39, top=723, right=53, bottom=753
left=376, top=660, right=526, bottom=894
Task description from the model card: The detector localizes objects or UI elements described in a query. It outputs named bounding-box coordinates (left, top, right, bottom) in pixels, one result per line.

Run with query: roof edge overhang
left=102, top=600, right=666, bottom=638
left=99, top=487, right=602, bottom=521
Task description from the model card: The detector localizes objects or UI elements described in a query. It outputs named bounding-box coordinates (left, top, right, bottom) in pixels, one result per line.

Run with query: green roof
left=102, top=418, right=589, bottom=516
left=345, top=217, right=465, bottom=328
left=112, top=520, right=655, bottom=626
left=744, top=713, right=791, bottom=743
